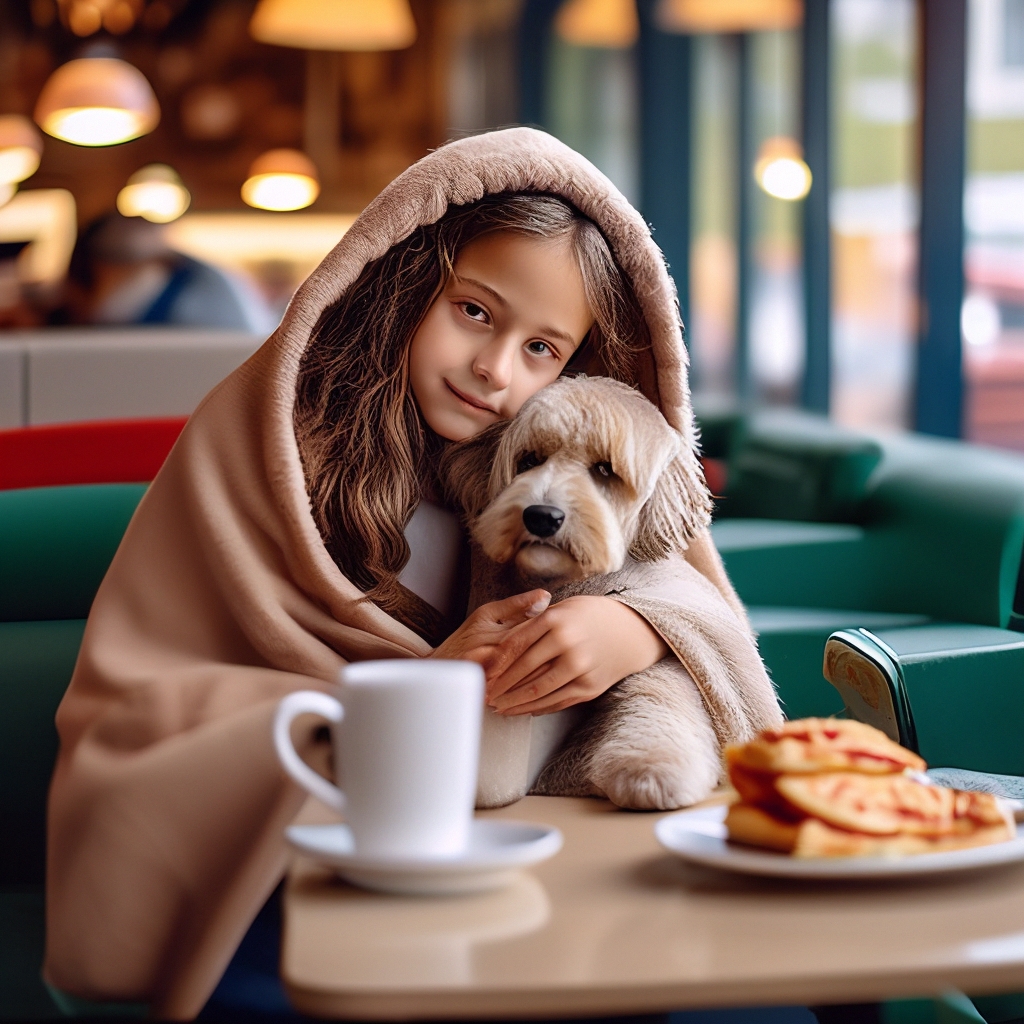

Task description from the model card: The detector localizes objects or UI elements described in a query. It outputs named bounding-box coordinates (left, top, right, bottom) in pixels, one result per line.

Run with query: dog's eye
left=516, top=451, right=545, bottom=474
left=592, top=461, right=614, bottom=480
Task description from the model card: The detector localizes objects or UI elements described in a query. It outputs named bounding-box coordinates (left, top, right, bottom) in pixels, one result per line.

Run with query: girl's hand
left=486, top=596, right=669, bottom=716
left=430, top=589, right=551, bottom=680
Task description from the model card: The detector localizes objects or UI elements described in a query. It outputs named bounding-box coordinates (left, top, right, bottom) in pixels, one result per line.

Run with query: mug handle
left=273, top=690, right=346, bottom=812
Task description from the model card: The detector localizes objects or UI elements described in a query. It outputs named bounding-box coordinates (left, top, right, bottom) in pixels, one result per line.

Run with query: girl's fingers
left=497, top=680, right=591, bottom=716
left=477, top=589, right=550, bottom=628
left=479, top=614, right=551, bottom=680
left=490, top=655, right=574, bottom=710
left=487, top=629, right=564, bottom=698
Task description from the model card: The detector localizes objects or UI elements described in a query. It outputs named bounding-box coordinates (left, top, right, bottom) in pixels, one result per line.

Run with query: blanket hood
left=276, top=125, right=701, bottom=458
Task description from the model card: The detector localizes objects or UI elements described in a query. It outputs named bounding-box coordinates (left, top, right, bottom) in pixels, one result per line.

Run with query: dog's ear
left=438, top=420, right=509, bottom=521
left=629, top=443, right=713, bottom=561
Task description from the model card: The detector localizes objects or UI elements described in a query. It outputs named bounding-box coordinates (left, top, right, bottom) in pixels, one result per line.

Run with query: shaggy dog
left=442, top=375, right=724, bottom=811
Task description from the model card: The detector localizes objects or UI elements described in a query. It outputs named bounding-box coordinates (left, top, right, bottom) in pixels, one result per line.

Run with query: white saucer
left=655, top=805, right=1024, bottom=880
left=286, top=819, right=563, bottom=895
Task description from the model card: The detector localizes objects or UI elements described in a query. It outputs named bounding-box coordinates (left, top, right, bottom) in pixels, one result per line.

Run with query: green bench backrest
left=715, top=409, right=883, bottom=523
left=0, top=483, right=145, bottom=886
left=0, top=484, right=146, bottom=621
left=0, top=620, right=87, bottom=885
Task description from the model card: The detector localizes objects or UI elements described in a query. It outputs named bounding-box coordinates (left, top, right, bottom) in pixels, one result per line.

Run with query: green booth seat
left=747, top=607, right=930, bottom=721
left=0, top=484, right=147, bottom=623
left=0, top=484, right=147, bottom=1020
left=712, top=520, right=878, bottom=611
left=706, top=409, right=1024, bottom=632
left=0, top=619, right=88, bottom=887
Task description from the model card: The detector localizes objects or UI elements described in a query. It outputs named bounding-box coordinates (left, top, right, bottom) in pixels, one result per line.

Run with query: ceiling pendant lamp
left=34, top=57, right=160, bottom=147
left=117, top=164, right=191, bottom=223
left=754, top=136, right=812, bottom=201
left=656, top=0, right=802, bottom=33
left=241, top=149, right=319, bottom=211
left=555, top=0, right=639, bottom=48
left=249, top=0, right=416, bottom=51
left=0, top=115, right=44, bottom=188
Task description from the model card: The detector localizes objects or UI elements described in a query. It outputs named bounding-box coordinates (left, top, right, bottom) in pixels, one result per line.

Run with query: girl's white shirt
left=400, top=500, right=582, bottom=787
left=398, top=500, right=463, bottom=618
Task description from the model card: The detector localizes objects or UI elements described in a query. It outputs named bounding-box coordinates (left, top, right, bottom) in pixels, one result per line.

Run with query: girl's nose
left=473, top=337, right=515, bottom=390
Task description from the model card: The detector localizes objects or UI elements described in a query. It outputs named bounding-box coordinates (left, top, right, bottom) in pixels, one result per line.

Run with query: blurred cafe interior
left=0, top=0, right=1022, bottom=447
left=9, top=3, right=1024, bottom=1023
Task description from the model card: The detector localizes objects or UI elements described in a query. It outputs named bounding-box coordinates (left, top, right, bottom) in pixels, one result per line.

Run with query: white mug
left=274, top=659, right=484, bottom=859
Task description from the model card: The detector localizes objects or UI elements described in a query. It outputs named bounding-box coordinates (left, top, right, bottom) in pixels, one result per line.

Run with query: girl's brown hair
left=294, top=191, right=651, bottom=638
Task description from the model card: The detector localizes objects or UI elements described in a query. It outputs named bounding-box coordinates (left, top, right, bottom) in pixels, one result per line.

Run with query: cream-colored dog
left=443, top=375, right=722, bottom=811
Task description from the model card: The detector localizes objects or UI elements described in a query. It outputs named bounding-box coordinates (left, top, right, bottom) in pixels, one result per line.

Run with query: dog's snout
left=523, top=504, right=564, bottom=538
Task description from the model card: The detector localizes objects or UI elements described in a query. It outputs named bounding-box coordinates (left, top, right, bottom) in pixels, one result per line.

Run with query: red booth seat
left=0, top=418, right=187, bottom=491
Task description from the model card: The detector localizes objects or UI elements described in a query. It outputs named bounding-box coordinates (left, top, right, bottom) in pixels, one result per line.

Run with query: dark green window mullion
left=637, top=0, right=693, bottom=336
left=914, top=0, right=968, bottom=438
left=801, top=0, right=831, bottom=414
left=736, top=31, right=754, bottom=401
left=517, top=0, right=563, bottom=128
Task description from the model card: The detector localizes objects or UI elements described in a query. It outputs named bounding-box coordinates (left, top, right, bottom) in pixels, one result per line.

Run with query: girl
left=44, top=128, right=776, bottom=1020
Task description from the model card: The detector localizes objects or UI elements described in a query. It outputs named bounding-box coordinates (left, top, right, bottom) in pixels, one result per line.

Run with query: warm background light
left=555, top=0, right=639, bottom=48
left=656, top=0, right=802, bottom=33
left=117, top=163, right=190, bottom=223
left=34, top=57, right=160, bottom=146
left=754, top=137, right=812, bottom=201
left=60, top=0, right=146, bottom=37
left=241, top=149, right=319, bottom=211
left=166, top=211, right=355, bottom=278
left=0, top=115, right=44, bottom=186
left=250, top=0, right=416, bottom=50
left=0, top=188, right=77, bottom=286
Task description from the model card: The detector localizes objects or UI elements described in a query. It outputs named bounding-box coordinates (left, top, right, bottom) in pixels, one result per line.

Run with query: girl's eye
left=592, top=461, right=614, bottom=480
left=516, top=451, right=545, bottom=474
left=526, top=340, right=552, bottom=356
left=462, top=302, right=488, bottom=322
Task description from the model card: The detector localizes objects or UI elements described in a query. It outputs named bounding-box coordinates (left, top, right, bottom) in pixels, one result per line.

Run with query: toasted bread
left=726, top=799, right=1014, bottom=858
left=776, top=772, right=1011, bottom=838
left=792, top=817, right=1014, bottom=858
left=725, top=802, right=800, bottom=852
left=726, top=718, right=925, bottom=777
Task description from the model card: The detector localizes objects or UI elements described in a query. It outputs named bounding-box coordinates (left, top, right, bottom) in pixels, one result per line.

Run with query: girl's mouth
left=444, top=379, right=498, bottom=415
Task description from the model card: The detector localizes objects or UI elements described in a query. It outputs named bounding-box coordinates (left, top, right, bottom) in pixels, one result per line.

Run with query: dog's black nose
left=523, top=504, right=564, bottom=538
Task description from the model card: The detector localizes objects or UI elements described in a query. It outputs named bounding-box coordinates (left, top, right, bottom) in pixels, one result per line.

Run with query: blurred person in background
left=61, top=212, right=276, bottom=332
left=0, top=240, right=44, bottom=329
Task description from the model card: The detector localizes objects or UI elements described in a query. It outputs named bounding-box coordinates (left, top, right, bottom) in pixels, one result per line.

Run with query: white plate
left=286, top=818, right=563, bottom=895
left=655, top=805, right=1024, bottom=879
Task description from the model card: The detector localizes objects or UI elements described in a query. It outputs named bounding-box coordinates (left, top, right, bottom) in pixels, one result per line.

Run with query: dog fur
left=442, top=375, right=725, bottom=811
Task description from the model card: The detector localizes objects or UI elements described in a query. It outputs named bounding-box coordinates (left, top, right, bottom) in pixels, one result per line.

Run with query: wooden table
left=281, top=796, right=1024, bottom=1020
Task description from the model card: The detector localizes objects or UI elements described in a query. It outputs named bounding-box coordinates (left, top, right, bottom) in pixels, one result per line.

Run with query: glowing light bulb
left=241, top=149, right=319, bottom=212
left=42, top=106, right=145, bottom=146
left=754, top=137, right=812, bottom=201
left=117, top=164, right=191, bottom=223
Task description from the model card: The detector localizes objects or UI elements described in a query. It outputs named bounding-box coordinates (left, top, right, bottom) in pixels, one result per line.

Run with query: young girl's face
left=408, top=230, right=594, bottom=442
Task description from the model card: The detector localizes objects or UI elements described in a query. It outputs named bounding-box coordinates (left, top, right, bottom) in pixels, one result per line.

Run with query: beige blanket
left=45, top=127, right=764, bottom=1019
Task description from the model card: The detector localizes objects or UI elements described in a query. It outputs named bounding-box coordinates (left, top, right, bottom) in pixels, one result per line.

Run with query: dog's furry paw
left=590, top=749, right=718, bottom=810
left=586, top=661, right=722, bottom=811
